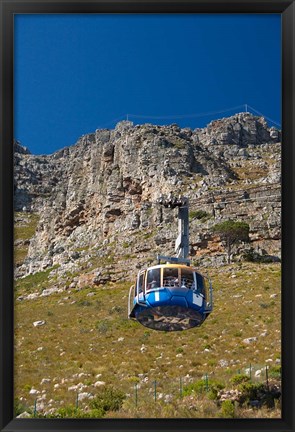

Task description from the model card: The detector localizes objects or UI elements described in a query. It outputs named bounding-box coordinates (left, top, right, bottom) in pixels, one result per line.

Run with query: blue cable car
left=128, top=262, right=213, bottom=331
left=128, top=195, right=213, bottom=331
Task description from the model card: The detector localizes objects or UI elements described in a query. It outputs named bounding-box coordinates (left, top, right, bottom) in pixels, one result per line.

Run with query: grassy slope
left=14, top=213, right=39, bottom=264
left=14, top=259, right=281, bottom=418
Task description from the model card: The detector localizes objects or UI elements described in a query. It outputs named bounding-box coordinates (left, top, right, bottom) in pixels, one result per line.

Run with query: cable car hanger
left=128, top=194, right=213, bottom=332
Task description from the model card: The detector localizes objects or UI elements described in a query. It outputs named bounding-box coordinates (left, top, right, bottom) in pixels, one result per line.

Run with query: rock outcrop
left=14, top=113, right=281, bottom=280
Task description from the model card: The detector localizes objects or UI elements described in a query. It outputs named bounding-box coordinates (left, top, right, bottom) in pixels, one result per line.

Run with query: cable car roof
left=140, top=263, right=204, bottom=274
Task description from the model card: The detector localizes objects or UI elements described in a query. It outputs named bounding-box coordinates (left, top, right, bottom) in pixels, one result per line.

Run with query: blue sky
left=14, top=14, right=281, bottom=155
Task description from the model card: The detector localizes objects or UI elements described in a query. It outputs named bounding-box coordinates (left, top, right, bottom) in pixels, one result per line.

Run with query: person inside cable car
left=178, top=268, right=194, bottom=289
left=163, top=267, right=179, bottom=287
left=181, top=278, right=187, bottom=288
left=150, top=279, right=158, bottom=289
left=195, top=272, right=205, bottom=295
left=146, top=268, right=160, bottom=291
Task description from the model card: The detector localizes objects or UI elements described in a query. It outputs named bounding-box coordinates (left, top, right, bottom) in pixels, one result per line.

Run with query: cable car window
left=163, top=267, right=179, bottom=288
left=138, top=273, right=145, bottom=294
left=180, top=269, right=194, bottom=289
left=146, top=268, right=161, bottom=290
left=195, top=272, right=204, bottom=294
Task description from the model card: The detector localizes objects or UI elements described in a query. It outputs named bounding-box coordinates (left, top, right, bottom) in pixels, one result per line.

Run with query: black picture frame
left=0, top=1, right=294, bottom=431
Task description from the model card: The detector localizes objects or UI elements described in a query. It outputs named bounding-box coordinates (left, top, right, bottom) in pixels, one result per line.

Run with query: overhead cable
left=247, top=105, right=281, bottom=128
left=127, top=105, right=245, bottom=120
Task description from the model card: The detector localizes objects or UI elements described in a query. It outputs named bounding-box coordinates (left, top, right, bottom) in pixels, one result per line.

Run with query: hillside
left=14, top=113, right=281, bottom=418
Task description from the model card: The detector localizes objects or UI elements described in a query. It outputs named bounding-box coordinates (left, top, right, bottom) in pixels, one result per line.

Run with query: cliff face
left=14, top=113, right=281, bottom=282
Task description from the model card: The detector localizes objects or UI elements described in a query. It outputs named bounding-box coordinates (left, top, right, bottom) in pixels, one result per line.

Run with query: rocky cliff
left=14, top=112, right=281, bottom=285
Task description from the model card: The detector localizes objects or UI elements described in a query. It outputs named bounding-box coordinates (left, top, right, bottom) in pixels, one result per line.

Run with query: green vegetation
left=14, top=212, right=39, bottom=240
left=14, top=212, right=39, bottom=264
left=14, top=398, right=32, bottom=417
left=232, top=160, right=271, bottom=182
left=183, top=379, right=224, bottom=397
left=14, top=266, right=59, bottom=294
left=212, top=220, right=250, bottom=263
left=220, top=400, right=235, bottom=418
left=189, top=210, right=211, bottom=222
left=143, top=232, right=153, bottom=240
left=35, top=388, right=126, bottom=419
left=238, top=382, right=265, bottom=405
left=268, top=365, right=281, bottom=379
left=230, top=374, right=250, bottom=385
left=14, top=262, right=281, bottom=419
left=90, top=387, right=126, bottom=413
left=170, top=138, right=186, bottom=149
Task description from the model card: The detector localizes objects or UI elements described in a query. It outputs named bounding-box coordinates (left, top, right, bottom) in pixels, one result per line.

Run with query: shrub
left=189, top=210, right=210, bottom=221
left=238, top=382, right=265, bottom=404
left=139, top=331, right=150, bottom=344
left=14, top=398, right=31, bottom=416
left=23, top=384, right=31, bottom=391
left=172, top=138, right=186, bottom=149
left=90, top=387, right=126, bottom=414
left=268, top=365, right=281, bottom=379
left=220, top=400, right=235, bottom=418
left=183, top=379, right=224, bottom=397
left=207, top=381, right=225, bottom=401
left=213, top=220, right=250, bottom=264
left=96, top=320, right=111, bottom=334
left=233, top=331, right=242, bottom=337
left=88, top=408, right=106, bottom=418
left=243, top=249, right=261, bottom=262
left=109, top=305, right=124, bottom=315
left=183, top=379, right=207, bottom=396
left=231, top=374, right=250, bottom=385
